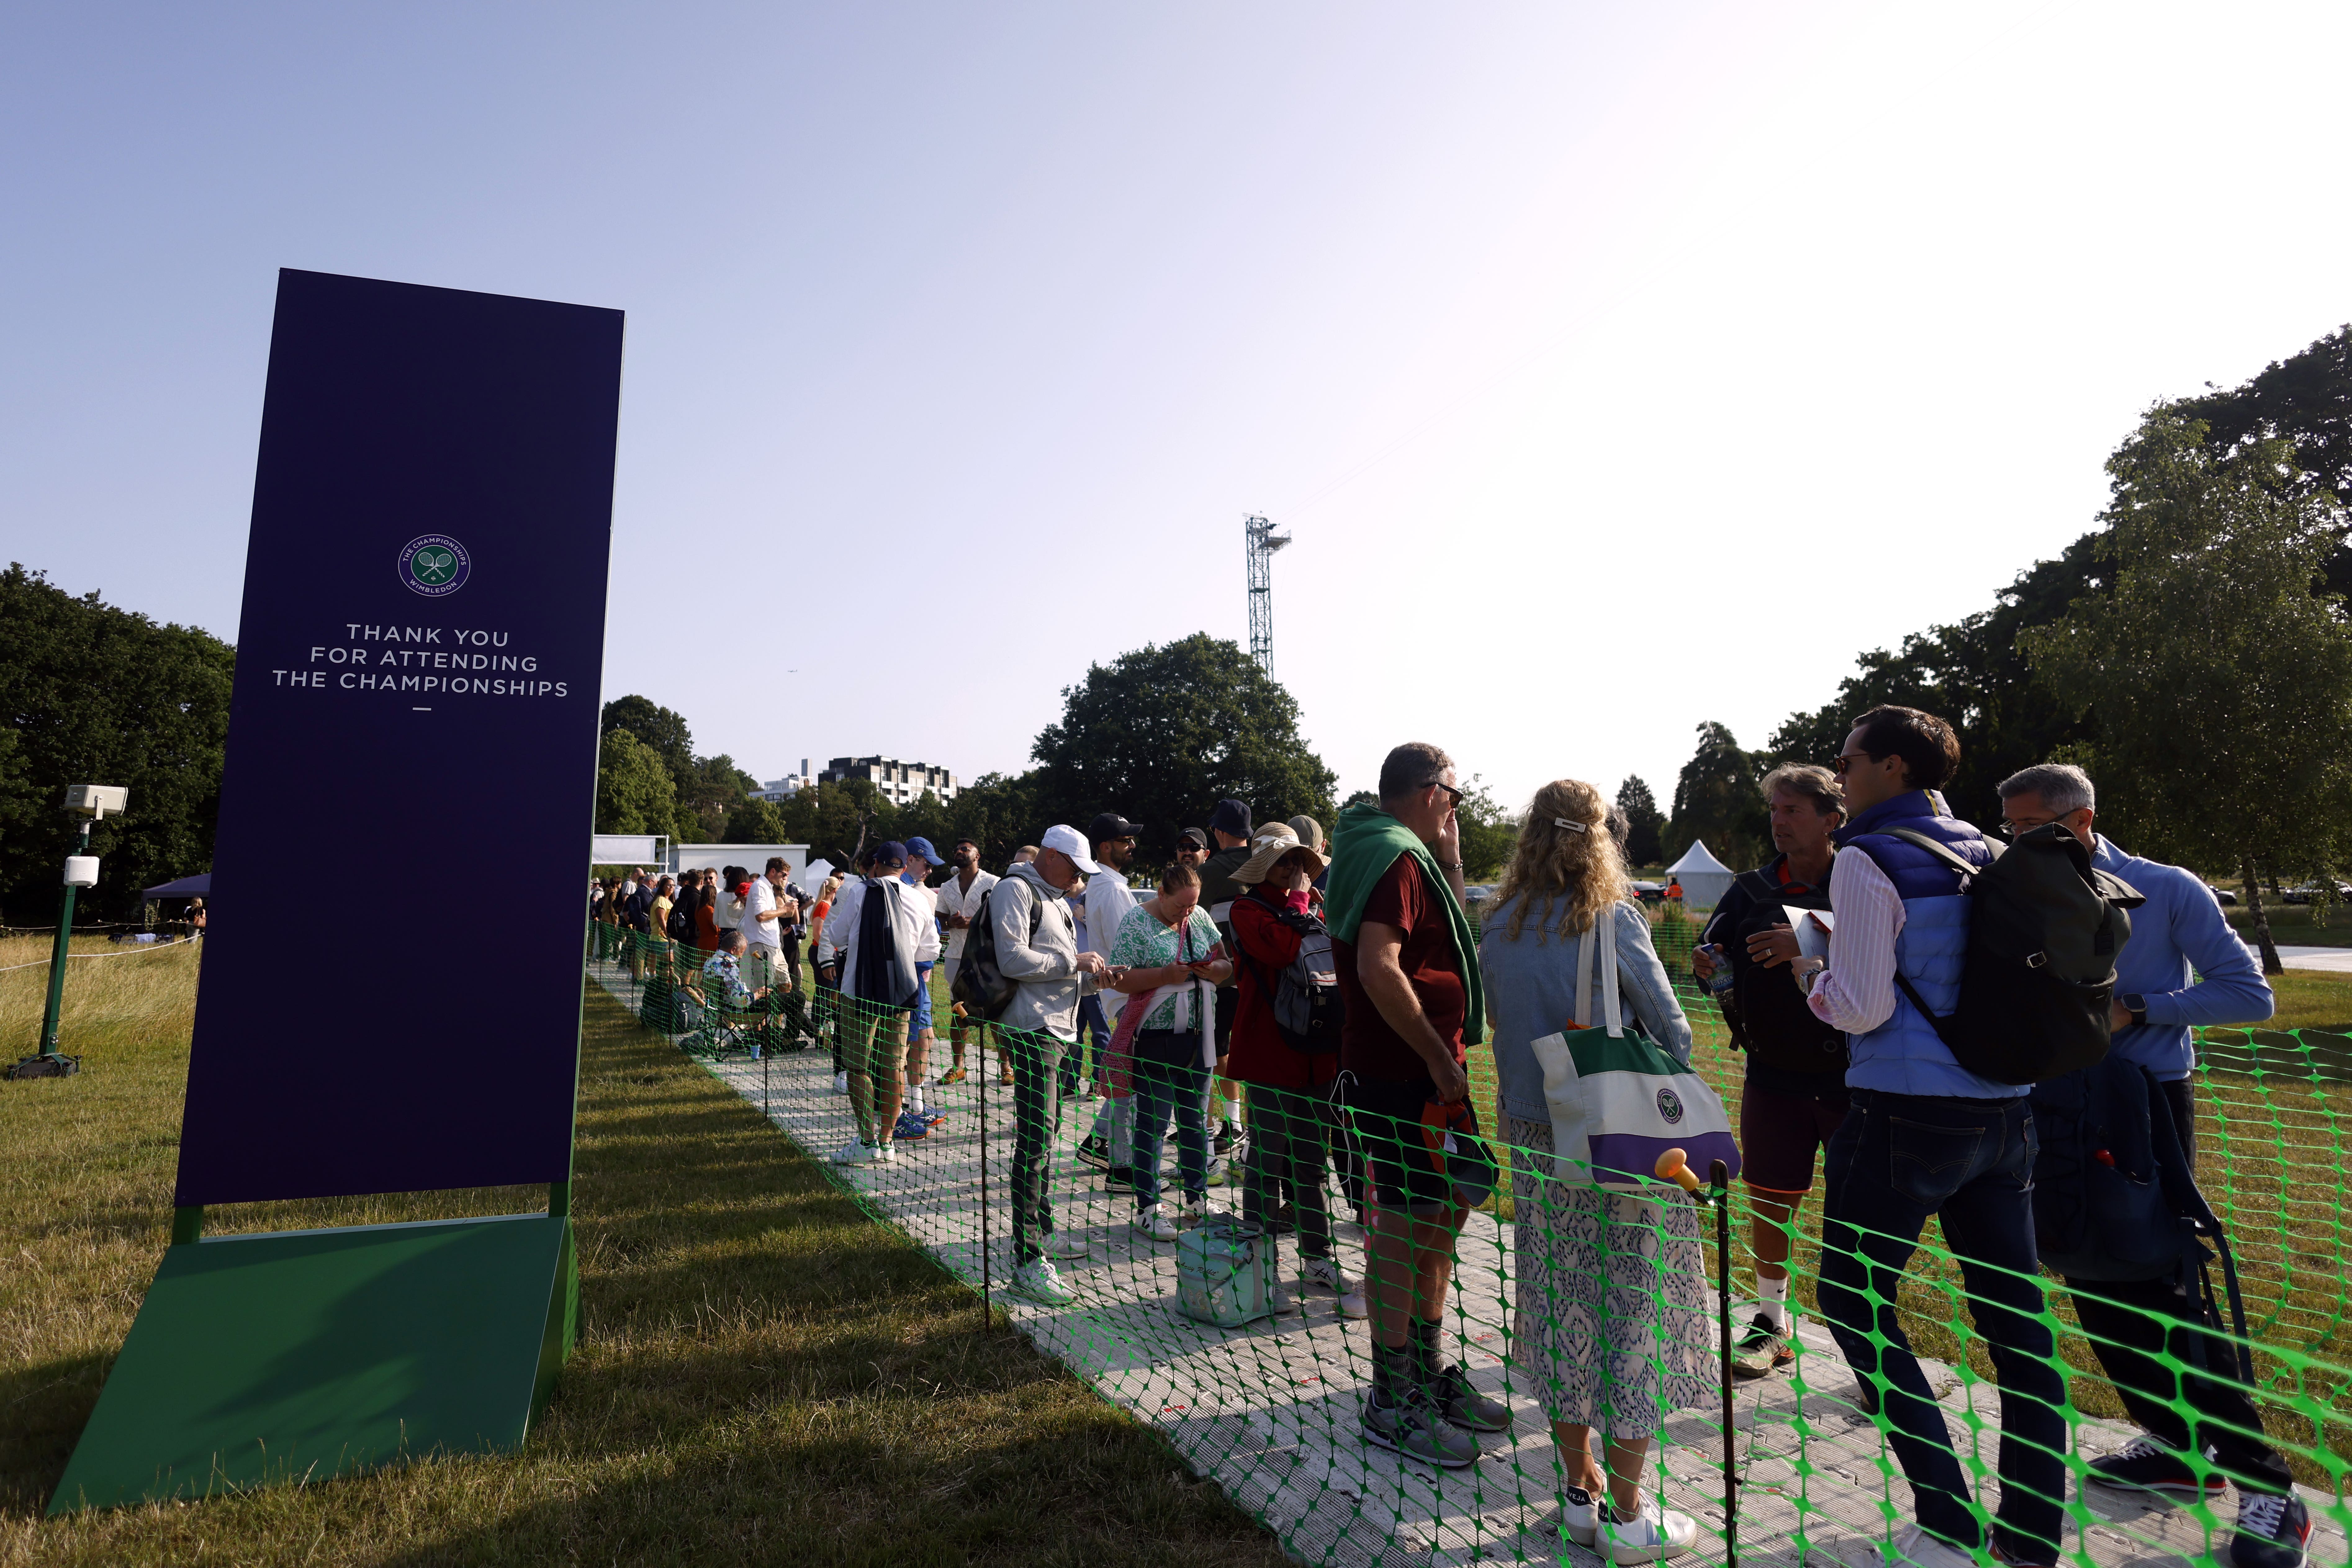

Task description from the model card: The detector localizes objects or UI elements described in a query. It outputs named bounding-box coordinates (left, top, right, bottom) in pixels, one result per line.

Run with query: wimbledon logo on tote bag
left=1528, top=910, right=1741, bottom=1192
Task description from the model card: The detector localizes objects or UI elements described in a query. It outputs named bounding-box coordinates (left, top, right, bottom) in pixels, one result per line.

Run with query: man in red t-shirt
left=1331, top=741, right=1509, bottom=1469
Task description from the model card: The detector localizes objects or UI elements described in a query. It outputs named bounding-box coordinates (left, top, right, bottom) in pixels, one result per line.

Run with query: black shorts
left=1739, top=1077, right=1853, bottom=1193
left=1214, top=985, right=1238, bottom=1054
left=1343, top=1072, right=1478, bottom=1216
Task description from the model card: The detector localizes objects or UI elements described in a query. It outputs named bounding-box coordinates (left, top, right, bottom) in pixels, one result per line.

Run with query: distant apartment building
left=819, top=755, right=960, bottom=806
left=753, top=759, right=818, bottom=803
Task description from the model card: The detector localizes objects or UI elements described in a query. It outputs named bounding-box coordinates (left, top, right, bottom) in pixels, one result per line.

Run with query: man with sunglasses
left=1787, top=705, right=2062, bottom=1568
left=1327, top=742, right=1508, bottom=1470
left=1996, top=764, right=2301, bottom=1568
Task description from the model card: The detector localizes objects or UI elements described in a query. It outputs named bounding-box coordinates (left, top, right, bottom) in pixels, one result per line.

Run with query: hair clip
left=1553, top=817, right=1588, bottom=834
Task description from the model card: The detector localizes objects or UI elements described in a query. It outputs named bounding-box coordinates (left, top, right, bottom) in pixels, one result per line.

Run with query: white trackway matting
left=589, top=961, right=2343, bottom=1567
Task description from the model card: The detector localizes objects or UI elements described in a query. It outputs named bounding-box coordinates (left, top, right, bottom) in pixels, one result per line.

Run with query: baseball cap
left=1178, top=827, right=1208, bottom=850
left=1039, top=823, right=1102, bottom=876
left=904, top=836, right=946, bottom=866
left=1209, top=799, right=1252, bottom=838
left=1086, top=811, right=1141, bottom=845
left=870, top=840, right=909, bottom=869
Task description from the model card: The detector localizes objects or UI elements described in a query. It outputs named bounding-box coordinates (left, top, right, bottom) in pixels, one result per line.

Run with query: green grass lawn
left=0, top=937, right=1287, bottom=1567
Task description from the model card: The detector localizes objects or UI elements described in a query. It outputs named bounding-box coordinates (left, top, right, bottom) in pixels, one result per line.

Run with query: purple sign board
left=173, top=270, right=623, bottom=1205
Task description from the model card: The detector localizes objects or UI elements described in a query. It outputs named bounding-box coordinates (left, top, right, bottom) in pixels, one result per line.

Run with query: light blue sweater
left=2095, top=836, right=2273, bottom=1079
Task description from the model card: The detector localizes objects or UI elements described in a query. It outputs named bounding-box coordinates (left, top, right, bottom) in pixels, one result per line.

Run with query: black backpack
left=667, top=898, right=696, bottom=943
left=1876, top=824, right=2144, bottom=1086
left=1238, top=900, right=1345, bottom=1055
left=949, top=881, right=1044, bottom=1022
left=2031, top=1057, right=2253, bottom=1376
left=1721, top=869, right=1846, bottom=1076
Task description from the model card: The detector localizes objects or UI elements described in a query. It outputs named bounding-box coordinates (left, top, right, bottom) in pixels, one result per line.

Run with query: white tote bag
left=1526, top=917, right=1741, bottom=1192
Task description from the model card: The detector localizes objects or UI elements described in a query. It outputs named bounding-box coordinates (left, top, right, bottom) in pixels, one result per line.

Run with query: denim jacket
left=1480, top=897, right=1693, bottom=1125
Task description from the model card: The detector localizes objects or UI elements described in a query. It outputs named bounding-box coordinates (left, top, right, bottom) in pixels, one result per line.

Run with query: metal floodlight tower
left=10, top=784, right=128, bottom=1081
left=1244, top=514, right=1291, bottom=674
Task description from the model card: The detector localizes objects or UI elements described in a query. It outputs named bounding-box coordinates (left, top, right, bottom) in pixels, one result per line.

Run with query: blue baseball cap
left=1209, top=799, right=1252, bottom=838
left=870, top=840, right=909, bottom=869
left=904, top=836, right=946, bottom=866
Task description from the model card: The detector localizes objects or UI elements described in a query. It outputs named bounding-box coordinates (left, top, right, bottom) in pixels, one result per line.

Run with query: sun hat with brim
left=1233, top=825, right=1327, bottom=885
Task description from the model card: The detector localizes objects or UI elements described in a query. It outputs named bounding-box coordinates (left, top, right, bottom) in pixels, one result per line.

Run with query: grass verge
left=2, top=953, right=1288, bottom=1567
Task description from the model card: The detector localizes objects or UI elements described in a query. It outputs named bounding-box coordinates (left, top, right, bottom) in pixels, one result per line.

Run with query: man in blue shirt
left=1997, top=764, right=2305, bottom=1568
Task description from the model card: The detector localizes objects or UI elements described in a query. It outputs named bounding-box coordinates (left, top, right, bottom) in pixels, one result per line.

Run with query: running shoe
left=1882, top=1525, right=1976, bottom=1568
left=1046, top=1229, right=1090, bottom=1260
left=1361, top=1385, right=1480, bottom=1469
left=939, top=1066, right=968, bottom=1084
left=892, top=1109, right=931, bottom=1141
left=2232, top=1490, right=2313, bottom=1568
left=831, top=1139, right=872, bottom=1165
left=1303, top=1256, right=1369, bottom=1319
left=1425, top=1357, right=1511, bottom=1434
left=1732, top=1312, right=1796, bottom=1379
left=1598, top=1498, right=1699, bottom=1563
left=1007, top=1259, right=1075, bottom=1306
left=2085, top=1437, right=2227, bottom=1499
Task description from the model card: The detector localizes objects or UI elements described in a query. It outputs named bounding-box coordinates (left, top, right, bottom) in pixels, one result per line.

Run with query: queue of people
left=586, top=716, right=2305, bottom=1568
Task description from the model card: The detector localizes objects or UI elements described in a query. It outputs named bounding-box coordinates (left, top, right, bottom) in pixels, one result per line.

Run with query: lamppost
left=10, top=784, right=128, bottom=1082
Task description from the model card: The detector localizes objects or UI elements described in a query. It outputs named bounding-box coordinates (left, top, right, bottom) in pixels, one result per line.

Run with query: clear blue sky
left=7, top=3, right=2349, bottom=816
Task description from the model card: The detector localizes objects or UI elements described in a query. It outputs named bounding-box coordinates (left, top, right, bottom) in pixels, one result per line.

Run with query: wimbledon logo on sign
left=398, top=535, right=472, bottom=598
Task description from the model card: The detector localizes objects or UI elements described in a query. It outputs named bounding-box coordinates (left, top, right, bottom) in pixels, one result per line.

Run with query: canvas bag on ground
left=1528, top=915, right=1740, bottom=1191
left=1176, top=1216, right=1278, bottom=1327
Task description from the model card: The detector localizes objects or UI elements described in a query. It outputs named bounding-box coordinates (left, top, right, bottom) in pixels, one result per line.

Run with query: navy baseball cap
left=870, top=840, right=909, bottom=869
left=1086, top=812, right=1141, bottom=844
left=904, top=836, right=946, bottom=866
left=1209, top=799, right=1252, bottom=838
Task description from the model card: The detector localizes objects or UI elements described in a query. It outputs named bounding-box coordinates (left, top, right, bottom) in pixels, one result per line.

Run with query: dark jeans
left=1819, top=1088, right=2064, bottom=1562
left=1244, top=1084, right=1337, bottom=1259
left=1129, top=1029, right=1210, bottom=1209
left=1070, top=994, right=1111, bottom=1099
left=2067, top=1074, right=2291, bottom=1494
left=1003, top=1026, right=1069, bottom=1266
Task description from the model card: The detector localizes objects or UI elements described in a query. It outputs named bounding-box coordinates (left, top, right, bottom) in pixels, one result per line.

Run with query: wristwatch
left=1435, top=859, right=1464, bottom=872
left=2120, top=992, right=2148, bottom=1027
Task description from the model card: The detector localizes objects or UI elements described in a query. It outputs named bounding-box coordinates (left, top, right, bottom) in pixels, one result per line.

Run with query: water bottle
left=1697, top=943, right=1734, bottom=995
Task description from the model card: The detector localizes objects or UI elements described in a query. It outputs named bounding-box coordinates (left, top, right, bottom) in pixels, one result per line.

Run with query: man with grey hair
left=1695, top=762, right=1847, bottom=1380
left=1996, top=764, right=2303, bottom=1563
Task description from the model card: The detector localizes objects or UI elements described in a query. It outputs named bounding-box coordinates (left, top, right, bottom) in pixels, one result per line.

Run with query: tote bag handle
left=1572, top=912, right=1625, bottom=1037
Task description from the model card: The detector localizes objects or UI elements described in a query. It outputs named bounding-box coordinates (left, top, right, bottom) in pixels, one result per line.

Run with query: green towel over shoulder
left=1325, top=801, right=1486, bottom=1047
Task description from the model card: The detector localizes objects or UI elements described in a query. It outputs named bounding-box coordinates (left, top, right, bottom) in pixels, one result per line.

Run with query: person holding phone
left=1108, top=863, right=1231, bottom=1239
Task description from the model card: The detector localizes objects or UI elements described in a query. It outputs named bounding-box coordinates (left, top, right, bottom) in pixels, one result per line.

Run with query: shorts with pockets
left=1343, top=1071, right=1474, bottom=1216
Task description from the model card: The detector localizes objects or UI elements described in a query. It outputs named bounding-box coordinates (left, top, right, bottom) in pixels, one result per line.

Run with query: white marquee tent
left=1664, top=840, right=1735, bottom=909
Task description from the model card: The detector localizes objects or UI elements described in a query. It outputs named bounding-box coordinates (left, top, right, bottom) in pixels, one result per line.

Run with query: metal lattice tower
left=1244, top=514, right=1290, bottom=674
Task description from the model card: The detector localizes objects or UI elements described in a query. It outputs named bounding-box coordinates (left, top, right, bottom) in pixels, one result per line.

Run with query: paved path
left=589, top=960, right=2345, bottom=1567
left=2275, top=946, right=2352, bottom=974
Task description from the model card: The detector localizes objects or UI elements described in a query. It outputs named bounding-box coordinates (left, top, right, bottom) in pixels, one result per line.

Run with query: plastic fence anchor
left=1713, top=1157, right=1736, bottom=1568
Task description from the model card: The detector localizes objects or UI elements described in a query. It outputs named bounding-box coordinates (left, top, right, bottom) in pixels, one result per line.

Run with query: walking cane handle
left=1653, top=1147, right=1705, bottom=1196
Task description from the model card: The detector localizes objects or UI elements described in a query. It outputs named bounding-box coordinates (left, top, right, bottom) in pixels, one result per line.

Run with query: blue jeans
left=1129, top=1029, right=1210, bottom=1209
left=1818, top=1088, right=2064, bottom=1563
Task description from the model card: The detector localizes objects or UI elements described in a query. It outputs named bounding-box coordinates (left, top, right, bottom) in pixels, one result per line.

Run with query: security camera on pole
left=9, top=784, right=128, bottom=1082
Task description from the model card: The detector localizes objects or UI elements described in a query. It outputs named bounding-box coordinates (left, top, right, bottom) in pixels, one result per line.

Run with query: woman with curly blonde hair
left=1477, top=778, right=1712, bottom=1561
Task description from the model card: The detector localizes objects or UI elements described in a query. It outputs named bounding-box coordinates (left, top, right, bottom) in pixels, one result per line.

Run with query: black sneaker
left=1074, top=1134, right=1111, bottom=1170
left=2231, top=1491, right=2312, bottom=1568
left=1425, top=1358, right=1511, bottom=1434
left=1361, top=1384, right=1480, bottom=1469
left=1103, top=1165, right=1135, bottom=1192
left=1213, top=1124, right=1239, bottom=1157
left=1731, top=1312, right=1795, bottom=1380
left=2085, top=1437, right=2226, bottom=1499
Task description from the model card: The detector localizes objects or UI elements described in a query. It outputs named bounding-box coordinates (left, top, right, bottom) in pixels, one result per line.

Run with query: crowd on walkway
left=586, top=716, right=2307, bottom=1568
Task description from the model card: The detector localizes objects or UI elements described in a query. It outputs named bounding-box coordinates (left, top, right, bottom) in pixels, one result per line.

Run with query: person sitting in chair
left=701, top=929, right=771, bottom=1013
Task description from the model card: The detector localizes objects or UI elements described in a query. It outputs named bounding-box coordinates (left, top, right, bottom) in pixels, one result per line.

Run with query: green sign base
left=49, top=1213, right=576, bottom=1513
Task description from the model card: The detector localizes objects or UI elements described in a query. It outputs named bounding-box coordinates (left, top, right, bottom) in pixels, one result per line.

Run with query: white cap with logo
left=1039, top=823, right=1102, bottom=876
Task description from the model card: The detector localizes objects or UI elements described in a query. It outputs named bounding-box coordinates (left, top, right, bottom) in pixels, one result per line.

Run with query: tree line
left=597, top=632, right=1342, bottom=876
left=1649, top=324, right=2352, bottom=963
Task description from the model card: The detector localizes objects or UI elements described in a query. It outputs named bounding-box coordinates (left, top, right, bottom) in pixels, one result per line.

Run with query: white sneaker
left=1046, top=1229, right=1089, bottom=1260
left=1180, top=1194, right=1223, bottom=1229
left=1270, top=1275, right=1299, bottom=1314
left=831, top=1071, right=848, bottom=1094
left=1132, top=1205, right=1180, bottom=1242
left=831, top=1139, right=872, bottom=1165
left=1304, top=1255, right=1370, bottom=1319
left=1599, top=1498, right=1698, bottom=1563
left=1008, top=1259, right=1075, bottom=1306
left=872, top=1142, right=897, bottom=1163
left=1554, top=1486, right=1600, bottom=1547
left=1882, top=1524, right=1977, bottom=1568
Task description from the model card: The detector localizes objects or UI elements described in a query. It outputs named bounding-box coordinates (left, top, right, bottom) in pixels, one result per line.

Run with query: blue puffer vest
left=1833, top=790, right=2023, bottom=1100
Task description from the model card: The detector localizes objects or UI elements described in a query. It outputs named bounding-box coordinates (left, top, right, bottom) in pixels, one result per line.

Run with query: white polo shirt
left=934, top=869, right=1000, bottom=964
left=1083, top=867, right=1138, bottom=1019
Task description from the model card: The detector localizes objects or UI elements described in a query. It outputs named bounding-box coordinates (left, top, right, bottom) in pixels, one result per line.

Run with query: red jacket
left=1227, top=889, right=1337, bottom=1091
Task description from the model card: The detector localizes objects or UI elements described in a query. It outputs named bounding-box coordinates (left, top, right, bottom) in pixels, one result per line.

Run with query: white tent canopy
left=1664, top=840, right=1736, bottom=909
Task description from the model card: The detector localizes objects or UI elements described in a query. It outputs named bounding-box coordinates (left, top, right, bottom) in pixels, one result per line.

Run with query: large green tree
left=1663, top=722, right=1767, bottom=869
left=599, top=694, right=758, bottom=841
left=2022, top=412, right=2352, bottom=973
left=1616, top=776, right=1665, bottom=867
left=0, top=565, right=235, bottom=922
left=1454, top=776, right=1518, bottom=881
left=1030, top=634, right=1336, bottom=853
left=593, top=728, right=678, bottom=839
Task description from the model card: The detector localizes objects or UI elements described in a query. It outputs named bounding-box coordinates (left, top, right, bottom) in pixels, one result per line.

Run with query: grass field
left=0, top=935, right=1288, bottom=1567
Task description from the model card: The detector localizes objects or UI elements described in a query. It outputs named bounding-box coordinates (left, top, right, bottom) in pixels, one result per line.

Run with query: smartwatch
left=2120, top=992, right=2148, bottom=1027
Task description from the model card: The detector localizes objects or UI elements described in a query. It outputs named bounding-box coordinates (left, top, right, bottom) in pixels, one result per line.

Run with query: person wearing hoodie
left=991, top=823, right=1115, bottom=1307
left=820, top=842, right=941, bottom=1167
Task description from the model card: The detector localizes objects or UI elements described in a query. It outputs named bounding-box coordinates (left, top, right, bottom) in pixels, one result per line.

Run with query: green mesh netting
left=586, top=914, right=2352, bottom=1566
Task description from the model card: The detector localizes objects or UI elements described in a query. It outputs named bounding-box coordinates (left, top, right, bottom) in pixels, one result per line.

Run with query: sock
left=1373, top=1338, right=1413, bottom=1395
left=907, top=1084, right=926, bottom=1114
left=1408, top=1315, right=1442, bottom=1378
left=1758, top=1275, right=1790, bottom=1331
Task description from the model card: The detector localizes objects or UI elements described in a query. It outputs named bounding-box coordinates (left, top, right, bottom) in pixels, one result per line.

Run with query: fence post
left=980, top=1017, right=992, bottom=1328
left=1712, top=1158, right=1737, bottom=1568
